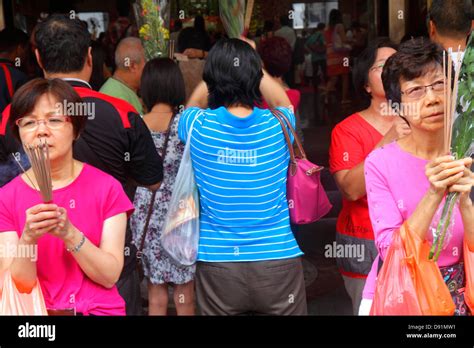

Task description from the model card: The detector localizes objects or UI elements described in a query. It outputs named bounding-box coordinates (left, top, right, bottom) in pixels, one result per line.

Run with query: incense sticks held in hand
left=443, top=47, right=463, bottom=153
left=23, top=140, right=53, bottom=203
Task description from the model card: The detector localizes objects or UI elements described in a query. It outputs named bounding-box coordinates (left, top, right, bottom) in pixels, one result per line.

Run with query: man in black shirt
left=1, top=15, right=163, bottom=315
left=0, top=27, right=29, bottom=111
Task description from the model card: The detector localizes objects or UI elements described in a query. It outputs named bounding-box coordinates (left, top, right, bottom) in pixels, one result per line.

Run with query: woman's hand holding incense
left=49, top=207, right=73, bottom=240
left=406, top=156, right=469, bottom=240
left=447, top=158, right=473, bottom=199
left=425, top=156, right=469, bottom=196
left=22, top=203, right=61, bottom=244
left=48, top=207, right=83, bottom=250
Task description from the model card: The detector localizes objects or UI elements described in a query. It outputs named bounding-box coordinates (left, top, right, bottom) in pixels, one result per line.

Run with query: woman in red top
left=329, top=38, right=410, bottom=314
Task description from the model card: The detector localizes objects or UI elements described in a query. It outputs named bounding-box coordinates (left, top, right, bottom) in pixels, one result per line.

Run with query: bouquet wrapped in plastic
left=429, top=35, right=474, bottom=261
left=133, top=0, right=170, bottom=60
left=219, top=0, right=254, bottom=38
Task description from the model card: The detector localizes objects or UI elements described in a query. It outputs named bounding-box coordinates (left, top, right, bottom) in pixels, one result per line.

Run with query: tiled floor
left=297, top=88, right=357, bottom=315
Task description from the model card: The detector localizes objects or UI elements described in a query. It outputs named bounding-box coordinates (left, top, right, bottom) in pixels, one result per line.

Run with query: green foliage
left=430, top=34, right=474, bottom=261
left=452, top=33, right=474, bottom=159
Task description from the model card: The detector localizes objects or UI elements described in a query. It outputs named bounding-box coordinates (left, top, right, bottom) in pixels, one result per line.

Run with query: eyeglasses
left=401, top=80, right=445, bottom=99
left=369, top=62, right=385, bottom=72
left=16, top=115, right=71, bottom=132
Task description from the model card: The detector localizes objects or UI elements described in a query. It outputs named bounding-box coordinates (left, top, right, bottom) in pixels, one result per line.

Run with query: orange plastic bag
left=401, top=223, right=455, bottom=315
left=0, top=270, right=48, bottom=315
left=370, top=226, right=422, bottom=315
left=371, top=222, right=455, bottom=315
left=464, top=242, right=474, bottom=312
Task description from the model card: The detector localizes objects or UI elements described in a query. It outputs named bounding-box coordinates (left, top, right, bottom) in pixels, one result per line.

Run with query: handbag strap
left=271, top=109, right=307, bottom=176
left=272, top=108, right=307, bottom=159
left=138, top=113, right=176, bottom=255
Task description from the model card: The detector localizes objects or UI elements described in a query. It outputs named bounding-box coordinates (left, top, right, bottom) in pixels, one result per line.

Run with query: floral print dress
left=130, top=114, right=196, bottom=284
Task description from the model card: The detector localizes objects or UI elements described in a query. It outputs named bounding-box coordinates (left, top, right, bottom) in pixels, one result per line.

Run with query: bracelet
left=66, top=232, right=86, bottom=253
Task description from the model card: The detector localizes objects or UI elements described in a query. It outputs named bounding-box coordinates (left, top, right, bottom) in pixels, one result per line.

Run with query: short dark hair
left=352, top=38, right=398, bottom=109
left=263, top=20, right=274, bottom=32
left=178, top=27, right=206, bottom=52
left=90, top=40, right=107, bottom=91
left=280, top=15, right=291, bottom=27
left=35, top=14, right=91, bottom=73
left=429, top=0, right=472, bottom=38
left=194, top=15, right=206, bottom=32
left=329, top=9, right=343, bottom=27
left=140, top=58, right=185, bottom=113
left=382, top=37, right=444, bottom=109
left=174, top=19, right=183, bottom=32
left=9, top=78, right=87, bottom=140
left=0, top=27, right=28, bottom=53
left=203, top=38, right=263, bottom=109
left=258, top=36, right=292, bottom=78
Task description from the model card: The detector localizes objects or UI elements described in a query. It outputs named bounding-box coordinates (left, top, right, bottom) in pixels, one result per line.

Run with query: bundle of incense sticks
left=23, top=140, right=53, bottom=203
left=244, top=0, right=255, bottom=34
left=443, top=47, right=463, bottom=153
left=168, top=39, right=175, bottom=59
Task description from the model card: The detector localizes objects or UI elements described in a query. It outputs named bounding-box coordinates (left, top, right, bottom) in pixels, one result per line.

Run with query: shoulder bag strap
left=138, top=112, right=177, bottom=256
left=272, top=109, right=298, bottom=176
left=272, top=108, right=307, bottom=159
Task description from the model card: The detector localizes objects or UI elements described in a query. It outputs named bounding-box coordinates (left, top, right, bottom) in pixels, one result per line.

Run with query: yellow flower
left=160, top=27, right=170, bottom=40
left=139, top=24, right=150, bottom=37
left=142, top=0, right=152, bottom=11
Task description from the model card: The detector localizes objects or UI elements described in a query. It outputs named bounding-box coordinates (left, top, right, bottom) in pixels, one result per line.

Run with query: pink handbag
left=273, top=109, right=332, bottom=224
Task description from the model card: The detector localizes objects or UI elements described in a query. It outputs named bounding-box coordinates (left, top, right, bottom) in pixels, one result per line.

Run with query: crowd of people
left=0, top=0, right=472, bottom=317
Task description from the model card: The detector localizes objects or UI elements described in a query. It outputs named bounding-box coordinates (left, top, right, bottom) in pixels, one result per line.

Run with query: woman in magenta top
left=363, top=38, right=473, bottom=315
left=0, top=79, right=134, bottom=315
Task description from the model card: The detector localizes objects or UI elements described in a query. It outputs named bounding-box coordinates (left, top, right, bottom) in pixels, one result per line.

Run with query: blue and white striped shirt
left=178, top=106, right=303, bottom=262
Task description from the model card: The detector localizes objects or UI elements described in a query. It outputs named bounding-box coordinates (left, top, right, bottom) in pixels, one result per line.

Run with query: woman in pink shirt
left=363, top=38, right=473, bottom=315
left=0, top=78, right=134, bottom=315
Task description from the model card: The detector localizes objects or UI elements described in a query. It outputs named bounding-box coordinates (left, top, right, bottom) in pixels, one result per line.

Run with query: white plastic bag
left=0, top=270, right=48, bottom=315
left=161, top=116, right=200, bottom=266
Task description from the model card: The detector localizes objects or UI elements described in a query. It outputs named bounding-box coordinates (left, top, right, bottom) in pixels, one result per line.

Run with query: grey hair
left=114, top=37, right=145, bottom=69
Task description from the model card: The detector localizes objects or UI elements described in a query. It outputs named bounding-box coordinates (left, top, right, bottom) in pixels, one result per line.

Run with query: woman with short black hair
left=363, top=37, right=473, bottom=315
left=180, top=38, right=307, bottom=315
left=130, top=58, right=195, bottom=316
